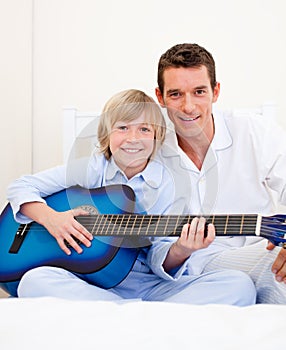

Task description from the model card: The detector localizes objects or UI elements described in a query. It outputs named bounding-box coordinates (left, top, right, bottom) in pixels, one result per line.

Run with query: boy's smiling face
left=110, top=112, right=155, bottom=179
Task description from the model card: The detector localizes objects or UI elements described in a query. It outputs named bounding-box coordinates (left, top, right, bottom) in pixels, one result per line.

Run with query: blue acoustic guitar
left=0, top=184, right=286, bottom=297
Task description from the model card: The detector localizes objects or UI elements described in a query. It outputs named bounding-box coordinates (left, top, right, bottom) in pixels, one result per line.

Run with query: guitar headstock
left=261, top=215, right=286, bottom=247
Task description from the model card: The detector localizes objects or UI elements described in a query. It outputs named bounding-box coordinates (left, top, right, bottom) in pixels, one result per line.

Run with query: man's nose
left=182, top=94, right=195, bottom=114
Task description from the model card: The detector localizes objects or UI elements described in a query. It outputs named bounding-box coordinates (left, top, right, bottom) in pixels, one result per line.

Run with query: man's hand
left=172, top=217, right=215, bottom=259
left=163, top=217, right=215, bottom=272
left=267, top=242, right=286, bottom=283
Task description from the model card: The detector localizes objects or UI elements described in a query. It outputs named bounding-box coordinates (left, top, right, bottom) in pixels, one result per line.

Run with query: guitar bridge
left=9, top=223, right=31, bottom=254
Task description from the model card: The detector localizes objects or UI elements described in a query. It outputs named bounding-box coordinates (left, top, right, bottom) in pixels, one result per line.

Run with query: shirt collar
left=211, top=109, right=233, bottom=151
left=105, top=156, right=163, bottom=188
left=161, top=109, right=233, bottom=157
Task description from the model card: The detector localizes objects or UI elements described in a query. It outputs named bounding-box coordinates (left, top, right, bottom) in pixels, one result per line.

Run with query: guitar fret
left=138, top=215, right=148, bottom=236
left=132, top=215, right=143, bottom=236
left=145, top=215, right=156, bottom=236
left=137, top=214, right=146, bottom=235
left=126, top=214, right=137, bottom=236
left=145, top=215, right=154, bottom=236
left=117, top=215, right=125, bottom=234
left=100, top=215, right=108, bottom=236
left=105, top=214, right=115, bottom=235
left=164, top=216, right=171, bottom=236
left=224, top=215, right=229, bottom=235
left=110, top=215, right=120, bottom=235
left=227, top=215, right=245, bottom=235
left=130, top=214, right=145, bottom=236
left=152, top=216, right=161, bottom=235
left=123, top=215, right=131, bottom=236
left=92, top=215, right=100, bottom=235
left=241, top=215, right=258, bottom=234
left=174, top=215, right=186, bottom=236
left=240, top=215, right=244, bottom=235
left=166, top=215, right=179, bottom=236
left=167, top=215, right=175, bottom=236
left=211, top=216, right=228, bottom=235
left=92, top=215, right=103, bottom=236
left=162, top=216, right=171, bottom=236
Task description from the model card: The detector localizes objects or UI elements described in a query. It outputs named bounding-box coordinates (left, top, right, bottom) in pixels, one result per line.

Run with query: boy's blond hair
left=98, top=89, right=166, bottom=159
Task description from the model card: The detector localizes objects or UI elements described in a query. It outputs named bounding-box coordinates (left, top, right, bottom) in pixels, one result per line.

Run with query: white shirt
left=148, top=109, right=286, bottom=276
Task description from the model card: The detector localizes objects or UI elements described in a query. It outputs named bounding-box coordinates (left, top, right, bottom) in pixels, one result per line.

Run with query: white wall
left=0, top=0, right=32, bottom=210
left=1, top=0, right=286, bottom=207
left=32, top=0, right=286, bottom=172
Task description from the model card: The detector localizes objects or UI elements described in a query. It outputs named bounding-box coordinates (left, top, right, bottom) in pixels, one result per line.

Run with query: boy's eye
left=140, top=127, right=151, bottom=132
left=117, top=125, right=128, bottom=131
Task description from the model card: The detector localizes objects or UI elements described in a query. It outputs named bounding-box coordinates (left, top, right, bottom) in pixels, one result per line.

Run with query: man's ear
left=212, top=82, right=220, bottom=103
left=155, top=87, right=165, bottom=108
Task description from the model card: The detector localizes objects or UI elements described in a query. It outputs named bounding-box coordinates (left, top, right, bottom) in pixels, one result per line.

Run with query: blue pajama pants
left=17, top=260, right=256, bottom=306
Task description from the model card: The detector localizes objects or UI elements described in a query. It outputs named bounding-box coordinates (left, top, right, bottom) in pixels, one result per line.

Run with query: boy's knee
left=18, top=266, right=60, bottom=297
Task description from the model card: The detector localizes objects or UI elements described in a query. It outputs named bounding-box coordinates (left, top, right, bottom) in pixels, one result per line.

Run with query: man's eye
left=196, top=89, right=206, bottom=95
left=169, top=92, right=181, bottom=98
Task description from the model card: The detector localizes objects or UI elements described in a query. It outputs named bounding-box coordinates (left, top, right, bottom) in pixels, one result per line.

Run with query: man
left=148, top=43, right=286, bottom=303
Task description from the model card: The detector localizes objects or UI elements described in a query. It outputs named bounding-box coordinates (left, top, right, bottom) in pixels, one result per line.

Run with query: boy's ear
left=155, top=87, right=165, bottom=108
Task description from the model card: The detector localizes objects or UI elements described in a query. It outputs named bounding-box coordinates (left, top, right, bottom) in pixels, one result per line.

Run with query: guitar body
left=1, top=183, right=286, bottom=298
left=0, top=185, right=139, bottom=296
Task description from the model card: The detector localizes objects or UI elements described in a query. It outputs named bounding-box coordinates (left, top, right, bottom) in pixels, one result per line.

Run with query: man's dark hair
left=157, top=43, right=217, bottom=93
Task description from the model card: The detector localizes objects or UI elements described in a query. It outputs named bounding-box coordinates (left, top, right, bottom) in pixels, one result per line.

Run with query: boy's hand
left=43, top=208, right=93, bottom=255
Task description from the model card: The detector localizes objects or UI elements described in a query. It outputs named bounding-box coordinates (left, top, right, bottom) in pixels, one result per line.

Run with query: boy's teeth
left=125, top=149, right=139, bottom=153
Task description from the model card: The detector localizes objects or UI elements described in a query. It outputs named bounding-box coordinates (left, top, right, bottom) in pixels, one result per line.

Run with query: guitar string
left=24, top=225, right=285, bottom=236
left=27, top=222, right=261, bottom=235
left=21, top=215, right=285, bottom=235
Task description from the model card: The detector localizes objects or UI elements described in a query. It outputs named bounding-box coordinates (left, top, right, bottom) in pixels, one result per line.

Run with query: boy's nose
left=126, top=128, right=138, bottom=141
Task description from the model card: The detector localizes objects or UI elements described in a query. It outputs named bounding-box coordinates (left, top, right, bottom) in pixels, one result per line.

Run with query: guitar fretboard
left=75, top=214, right=260, bottom=237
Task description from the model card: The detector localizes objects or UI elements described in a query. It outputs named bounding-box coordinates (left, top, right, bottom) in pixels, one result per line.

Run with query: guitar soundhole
left=75, top=205, right=99, bottom=215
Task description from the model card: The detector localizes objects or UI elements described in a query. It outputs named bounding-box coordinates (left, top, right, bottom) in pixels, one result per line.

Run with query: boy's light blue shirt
left=7, top=152, right=188, bottom=281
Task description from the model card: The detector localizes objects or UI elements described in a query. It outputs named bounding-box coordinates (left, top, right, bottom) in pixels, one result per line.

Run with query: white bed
left=1, top=102, right=285, bottom=349
left=0, top=297, right=285, bottom=349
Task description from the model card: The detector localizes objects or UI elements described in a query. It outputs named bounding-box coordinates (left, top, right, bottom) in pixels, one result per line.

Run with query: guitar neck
left=76, top=214, right=261, bottom=237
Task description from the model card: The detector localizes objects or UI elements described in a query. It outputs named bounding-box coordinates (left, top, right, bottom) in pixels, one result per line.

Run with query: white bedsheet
left=0, top=297, right=285, bottom=349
